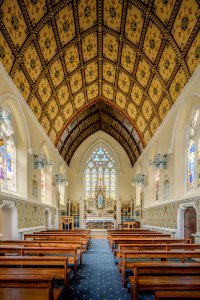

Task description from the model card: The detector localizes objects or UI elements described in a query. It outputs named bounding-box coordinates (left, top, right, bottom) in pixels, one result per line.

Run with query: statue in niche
left=97, top=191, right=105, bottom=209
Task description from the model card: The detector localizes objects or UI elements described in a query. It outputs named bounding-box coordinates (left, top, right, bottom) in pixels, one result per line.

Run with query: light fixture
left=132, top=174, right=146, bottom=186
left=55, top=174, right=66, bottom=184
left=34, top=154, right=52, bottom=169
left=149, top=154, right=168, bottom=169
left=0, top=107, right=14, bottom=137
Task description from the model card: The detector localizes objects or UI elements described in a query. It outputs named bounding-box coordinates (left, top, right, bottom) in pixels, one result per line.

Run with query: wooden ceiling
left=0, top=0, right=199, bottom=165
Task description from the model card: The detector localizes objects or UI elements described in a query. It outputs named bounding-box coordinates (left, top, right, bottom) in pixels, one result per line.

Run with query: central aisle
left=68, top=239, right=129, bottom=300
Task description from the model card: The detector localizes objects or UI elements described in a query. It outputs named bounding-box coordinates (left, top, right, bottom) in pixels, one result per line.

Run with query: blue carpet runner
left=60, top=239, right=154, bottom=300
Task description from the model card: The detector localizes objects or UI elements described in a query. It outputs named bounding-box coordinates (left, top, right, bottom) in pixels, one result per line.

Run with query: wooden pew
left=120, top=250, right=200, bottom=286
left=24, top=234, right=88, bottom=252
left=117, top=243, right=200, bottom=269
left=0, top=246, right=79, bottom=279
left=0, top=239, right=85, bottom=255
left=129, top=262, right=200, bottom=300
left=154, top=291, right=200, bottom=299
left=112, top=239, right=191, bottom=256
left=0, top=274, right=62, bottom=300
left=0, top=256, right=69, bottom=295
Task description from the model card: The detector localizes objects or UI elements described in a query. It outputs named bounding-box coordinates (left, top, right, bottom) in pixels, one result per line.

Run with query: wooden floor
left=90, top=230, right=108, bottom=239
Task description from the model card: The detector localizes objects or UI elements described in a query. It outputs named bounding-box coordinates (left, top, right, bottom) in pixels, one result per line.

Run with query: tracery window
left=0, top=111, right=16, bottom=192
left=84, top=146, right=116, bottom=199
left=187, top=108, right=200, bottom=190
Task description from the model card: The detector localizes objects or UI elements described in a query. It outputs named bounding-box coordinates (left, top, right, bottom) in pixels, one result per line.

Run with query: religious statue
left=97, top=191, right=105, bottom=209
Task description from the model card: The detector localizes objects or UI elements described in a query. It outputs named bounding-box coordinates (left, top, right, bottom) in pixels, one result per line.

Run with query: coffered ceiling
left=0, top=0, right=199, bottom=165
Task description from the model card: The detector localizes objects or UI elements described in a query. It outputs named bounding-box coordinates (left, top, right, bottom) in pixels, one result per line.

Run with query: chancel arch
left=82, top=141, right=119, bottom=229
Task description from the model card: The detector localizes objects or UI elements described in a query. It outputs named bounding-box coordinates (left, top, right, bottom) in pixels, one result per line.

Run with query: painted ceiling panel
left=0, top=0, right=199, bottom=166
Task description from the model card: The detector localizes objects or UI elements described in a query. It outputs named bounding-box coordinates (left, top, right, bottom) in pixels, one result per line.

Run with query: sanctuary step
left=90, top=229, right=108, bottom=239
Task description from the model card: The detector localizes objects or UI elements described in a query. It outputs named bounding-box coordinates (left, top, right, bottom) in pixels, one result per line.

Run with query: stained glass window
left=0, top=115, right=16, bottom=191
left=41, top=167, right=46, bottom=201
left=197, top=138, right=200, bottom=187
left=186, top=107, right=200, bottom=190
left=155, top=169, right=160, bottom=201
left=84, top=146, right=116, bottom=199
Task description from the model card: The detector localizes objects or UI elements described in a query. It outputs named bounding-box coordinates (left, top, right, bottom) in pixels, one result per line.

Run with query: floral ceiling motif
left=0, top=0, right=199, bottom=165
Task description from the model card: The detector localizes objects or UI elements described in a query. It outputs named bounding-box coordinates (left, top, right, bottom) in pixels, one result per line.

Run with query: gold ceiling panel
left=74, top=91, right=85, bottom=109
left=57, top=84, right=70, bottom=106
left=85, top=61, right=98, bottom=84
left=154, top=0, right=176, bottom=25
left=103, top=32, right=119, bottom=62
left=0, top=31, right=13, bottom=73
left=116, top=91, right=127, bottom=109
left=169, top=66, right=188, bottom=102
left=24, top=0, right=46, bottom=26
left=158, top=43, right=177, bottom=82
left=121, top=43, right=136, bottom=74
left=82, top=32, right=98, bottom=62
left=125, top=3, right=144, bottom=46
left=127, top=102, right=137, bottom=120
left=23, top=43, right=43, bottom=82
left=136, top=58, right=151, bottom=88
left=56, top=4, right=76, bottom=46
left=63, top=102, right=73, bottom=120
left=159, top=96, right=171, bottom=122
left=172, top=0, right=199, bottom=51
left=41, top=114, right=50, bottom=134
left=131, top=83, right=144, bottom=107
left=103, top=0, right=123, bottom=32
left=70, top=71, right=83, bottom=94
left=142, top=99, right=153, bottom=121
left=148, top=75, right=163, bottom=106
left=13, top=67, right=31, bottom=101
left=38, top=76, right=52, bottom=104
left=78, top=0, right=97, bottom=32
left=47, top=98, right=59, bottom=120
left=1, top=0, right=27, bottom=49
left=38, top=23, right=57, bottom=63
left=49, top=59, right=65, bottom=88
left=103, top=61, right=116, bottom=84
left=0, top=0, right=199, bottom=166
left=118, top=70, right=131, bottom=93
left=102, top=82, right=114, bottom=100
left=64, top=43, right=80, bottom=74
left=87, top=82, right=98, bottom=101
left=143, top=21, right=163, bottom=63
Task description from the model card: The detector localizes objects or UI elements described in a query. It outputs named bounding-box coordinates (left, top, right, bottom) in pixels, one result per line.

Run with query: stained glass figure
left=198, top=138, right=200, bottom=187
left=155, top=169, right=160, bottom=201
left=84, top=146, right=116, bottom=200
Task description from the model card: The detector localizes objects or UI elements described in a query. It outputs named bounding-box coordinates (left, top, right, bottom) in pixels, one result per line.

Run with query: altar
left=85, top=217, right=116, bottom=229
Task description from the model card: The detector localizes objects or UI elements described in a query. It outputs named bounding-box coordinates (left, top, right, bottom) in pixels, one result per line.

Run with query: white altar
left=85, top=217, right=116, bottom=229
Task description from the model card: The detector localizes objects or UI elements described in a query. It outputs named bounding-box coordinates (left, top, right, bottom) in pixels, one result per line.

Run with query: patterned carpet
left=58, top=239, right=153, bottom=300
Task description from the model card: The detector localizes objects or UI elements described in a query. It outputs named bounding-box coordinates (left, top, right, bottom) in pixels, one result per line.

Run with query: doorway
left=184, top=207, right=197, bottom=243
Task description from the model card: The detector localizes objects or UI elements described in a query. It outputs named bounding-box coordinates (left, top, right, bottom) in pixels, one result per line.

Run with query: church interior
left=0, top=0, right=200, bottom=299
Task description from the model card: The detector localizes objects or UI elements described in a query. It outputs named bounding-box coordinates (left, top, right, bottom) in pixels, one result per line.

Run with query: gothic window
left=84, top=146, right=116, bottom=199
left=0, top=109, right=16, bottom=192
left=41, top=167, right=46, bottom=202
left=155, top=169, right=160, bottom=201
left=187, top=107, right=200, bottom=190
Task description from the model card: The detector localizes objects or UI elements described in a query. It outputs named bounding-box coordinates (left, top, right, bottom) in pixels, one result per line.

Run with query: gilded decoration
left=38, top=77, right=52, bottom=104
left=64, top=43, right=80, bottom=74
left=0, top=0, right=199, bottom=165
left=85, top=61, right=98, bottom=84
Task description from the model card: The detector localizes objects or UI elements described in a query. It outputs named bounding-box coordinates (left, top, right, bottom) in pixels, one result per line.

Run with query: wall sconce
left=34, top=154, right=52, bottom=169
left=55, top=174, right=66, bottom=184
left=149, top=154, right=168, bottom=169
left=0, top=107, right=14, bottom=136
left=132, top=174, right=146, bottom=186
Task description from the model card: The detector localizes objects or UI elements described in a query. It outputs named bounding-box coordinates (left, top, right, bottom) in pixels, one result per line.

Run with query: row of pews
left=108, top=228, right=200, bottom=300
left=0, top=229, right=91, bottom=300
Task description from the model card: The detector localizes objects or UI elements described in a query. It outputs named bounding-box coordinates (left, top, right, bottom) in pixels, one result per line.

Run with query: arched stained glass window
left=155, top=169, right=160, bottom=201
left=198, top=138, right=200, bottom=187
left=84, top=146, right=116, bottom=199
left=187, top=139, right=195, bottom=190
left=0, top=110, right=16, bottom=192
left=186, top=107, right=200, bottom=191
left=41, top=167, right=46, bottom=201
